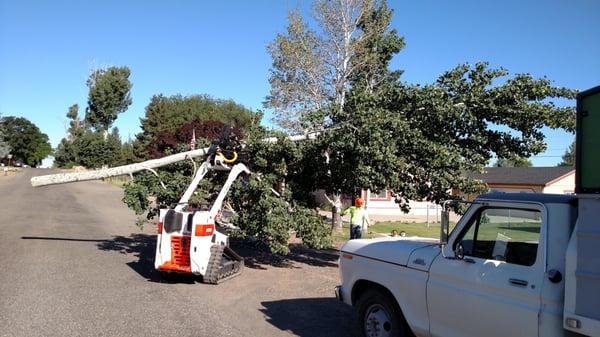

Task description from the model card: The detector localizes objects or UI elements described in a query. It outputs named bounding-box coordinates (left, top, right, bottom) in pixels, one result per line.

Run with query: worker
left=342, top=197, right=370, bottom=239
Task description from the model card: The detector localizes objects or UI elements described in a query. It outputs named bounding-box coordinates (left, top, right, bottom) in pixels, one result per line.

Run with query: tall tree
left=0, top=116, right=52, bottom=167
left=316, top=0, right=405, bottom=229
left=265, top=11, right=328, bottom=133
left=54, top=103, right=85, bottom=168
left=0, top=114, right=11, bottom=159
left=349, top=0, right=404, bottom=95
left=313, top=0, right=373, bottom=114
left=85, top=66, right=133, bottom=132
left=267, top=0, right=382, bottom=230
left=559, top=140, right=576, bottom=166
left=56, top=66, right=132, bottom=168
left=66, top=104, right=83, bottom=139
left=266, top=0, right=374, bottom=132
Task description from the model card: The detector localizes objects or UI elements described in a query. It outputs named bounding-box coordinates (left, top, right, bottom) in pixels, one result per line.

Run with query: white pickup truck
left=336, top=84, right=600, bottom=337
left=335, top=192, right=600, bottom=337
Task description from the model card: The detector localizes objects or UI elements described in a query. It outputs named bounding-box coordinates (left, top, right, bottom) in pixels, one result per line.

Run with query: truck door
left=427, top=205, right=545, bottom=337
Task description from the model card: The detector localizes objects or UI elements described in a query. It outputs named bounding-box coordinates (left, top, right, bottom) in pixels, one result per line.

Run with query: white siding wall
left=364, top=189, right=442, bottom=217
left=543, top=172, right=575, bottom=194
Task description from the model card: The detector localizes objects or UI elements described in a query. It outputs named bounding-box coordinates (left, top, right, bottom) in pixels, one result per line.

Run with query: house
left=360, top=189, right=442, bottom=220
left=463, top=166, right=575, bottom=194
left=360, top=166, right=575, bottom=220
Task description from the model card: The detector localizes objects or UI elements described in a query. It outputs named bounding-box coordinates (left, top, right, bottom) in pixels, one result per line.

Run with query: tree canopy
left=134, top=94, right=257, bottom=159
left=0, top=116, right=52, bottom=167
left=55, top=105, right=124, bottom=169
left=317, top=62, right=576, bottom=209
left=85, top=66, right=133, bottom=132
left=66, top=104, right=84, bottom=139
left=265, top=0, right=379, bottom=133
left=55, top=67, right=135, bottom=169
left=559, top=140, right=576, bottom=166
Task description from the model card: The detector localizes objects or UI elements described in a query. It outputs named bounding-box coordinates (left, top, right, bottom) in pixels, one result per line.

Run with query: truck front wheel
left=356, top=289, right=411, bottom=337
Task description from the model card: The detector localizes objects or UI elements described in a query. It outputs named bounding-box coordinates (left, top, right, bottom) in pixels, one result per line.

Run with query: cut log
left=31, top=147, right=209, bottom=187
left=31, top=131, right=323, bottom=187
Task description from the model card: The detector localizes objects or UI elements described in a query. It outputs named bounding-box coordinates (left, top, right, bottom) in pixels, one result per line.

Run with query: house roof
left=464, top=166, right=574, bottom=186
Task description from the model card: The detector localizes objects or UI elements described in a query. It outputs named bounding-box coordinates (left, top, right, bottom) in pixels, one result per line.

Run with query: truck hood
left=340, top=236, right=439, bottom=266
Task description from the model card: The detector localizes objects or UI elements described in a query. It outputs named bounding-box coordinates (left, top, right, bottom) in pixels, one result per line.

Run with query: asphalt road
left=0, top=169, right=359, bottom=337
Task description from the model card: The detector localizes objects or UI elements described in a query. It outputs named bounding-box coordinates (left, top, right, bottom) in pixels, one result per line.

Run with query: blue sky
left=1, top=0, right=599, bottom=166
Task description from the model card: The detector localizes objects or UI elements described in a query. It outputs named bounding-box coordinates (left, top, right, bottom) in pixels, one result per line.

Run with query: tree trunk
left=331, top=193, right=343, bottom=232
left=31, top=147, right=210, bottom=187
left=31, top=132, right=323, bottom=188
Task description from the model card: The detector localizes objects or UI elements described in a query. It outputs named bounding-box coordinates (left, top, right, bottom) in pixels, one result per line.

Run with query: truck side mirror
left=454, top=242, right=465, bottom=260
left=440, top=209, right=450, bottom=245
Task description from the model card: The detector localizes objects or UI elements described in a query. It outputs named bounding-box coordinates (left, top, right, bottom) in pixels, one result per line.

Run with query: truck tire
left=356, top=288, right=411, bottom=337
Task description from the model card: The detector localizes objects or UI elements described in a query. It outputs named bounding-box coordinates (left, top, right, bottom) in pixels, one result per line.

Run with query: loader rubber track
left=203, top=244, right=244, bottom=284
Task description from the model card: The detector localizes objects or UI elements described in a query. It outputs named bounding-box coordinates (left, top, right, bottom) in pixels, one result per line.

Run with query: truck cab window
left=457, top=208, right=541, bottom=266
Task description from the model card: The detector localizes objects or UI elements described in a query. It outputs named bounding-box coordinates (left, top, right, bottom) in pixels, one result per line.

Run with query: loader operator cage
left=576, top=85, right=600, bottom=194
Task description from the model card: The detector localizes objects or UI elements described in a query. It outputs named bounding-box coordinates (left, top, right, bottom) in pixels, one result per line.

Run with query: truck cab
left=336, top=192, right=596, bottom=337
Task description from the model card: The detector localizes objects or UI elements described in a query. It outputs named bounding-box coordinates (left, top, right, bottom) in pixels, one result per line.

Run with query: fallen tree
left=30, top=133, right=318, bottom=187
left=31, top=147, right=209, bottom=187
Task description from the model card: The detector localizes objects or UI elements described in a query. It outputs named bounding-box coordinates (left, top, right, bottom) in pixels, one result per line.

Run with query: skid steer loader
left=155, top=146, right=249, bottom=284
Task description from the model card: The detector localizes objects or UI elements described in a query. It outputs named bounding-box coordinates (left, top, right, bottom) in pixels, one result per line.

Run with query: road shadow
left=21, top=236, right=103, bottom=242
left=95, top=233, right=169, bottom=282
left=231, top=239, right=339, bottom=270
left=260, top=297, right=360, bottom=337
left=22, top=234, right=339, bottom=280
left=21, top=234, right=194, bottom=283
left=95, top=233, right=197, bottom=284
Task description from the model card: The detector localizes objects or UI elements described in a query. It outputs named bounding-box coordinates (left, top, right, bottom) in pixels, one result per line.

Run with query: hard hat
left=355, top=197, right=364, bottom=207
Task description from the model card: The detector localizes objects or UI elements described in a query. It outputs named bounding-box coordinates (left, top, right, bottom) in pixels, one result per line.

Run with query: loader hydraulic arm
left=175, top=161, right=211, bottom=212
left=209, top=163, right=250, bottom=219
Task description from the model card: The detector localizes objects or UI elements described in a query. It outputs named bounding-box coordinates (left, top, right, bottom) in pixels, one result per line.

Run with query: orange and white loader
left=155, top=149, right=248, bottom=283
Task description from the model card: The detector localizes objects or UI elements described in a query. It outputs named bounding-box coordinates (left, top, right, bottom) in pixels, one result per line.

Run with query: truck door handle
left=509, top=278, right=528, bottom=287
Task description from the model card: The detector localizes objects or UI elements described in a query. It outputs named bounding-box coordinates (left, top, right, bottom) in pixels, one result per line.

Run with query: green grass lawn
left=332, top=220, right=538, bottom=245
left=333, top=221, right=453, bottom=244
left=468, top=221, right=540, bottom=242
